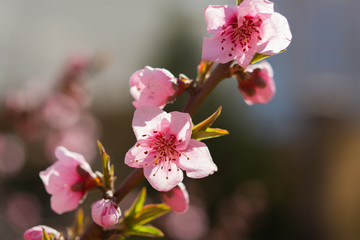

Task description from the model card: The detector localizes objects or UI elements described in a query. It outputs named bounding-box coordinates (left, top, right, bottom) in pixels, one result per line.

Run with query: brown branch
left=182, top=62, right=232, bottom=116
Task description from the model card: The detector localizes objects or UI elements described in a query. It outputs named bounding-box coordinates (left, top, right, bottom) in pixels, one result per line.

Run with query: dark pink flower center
left=136, top=131, right=189, bottom=179
left=238, top=68, right=266, bottom=96
left=220, top=15, right=263, bottom=56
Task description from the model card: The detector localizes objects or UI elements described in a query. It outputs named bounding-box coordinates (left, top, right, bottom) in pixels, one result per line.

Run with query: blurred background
left=1, top=0, right=360, bottom=239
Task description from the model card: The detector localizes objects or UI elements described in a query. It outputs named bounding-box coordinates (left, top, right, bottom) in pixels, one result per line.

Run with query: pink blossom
left=238, top=61, right=275, bottom=105
left=91, top=199, right=121, bottom=229
left=24, top=225, right=62, bottom=240
left=161, top=182, right=189, bottom=213
left=39, top=146, right=97, bottom=214
left=42, top=94, right=81, bottom=130
left=202, top=0, right=292, bottom=68
left=125, top=106, right=217, bottom=192
left=129, top=66, right=179, bottom=109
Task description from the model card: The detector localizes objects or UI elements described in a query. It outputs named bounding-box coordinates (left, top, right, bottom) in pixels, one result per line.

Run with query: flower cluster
left=25, top=0, right=291, bottom=239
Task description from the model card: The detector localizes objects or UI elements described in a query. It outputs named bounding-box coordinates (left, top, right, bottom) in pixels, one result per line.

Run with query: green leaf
left=250, top=49, right=287, bottom=65
left=133, top=203, right=171, bottom=225
left=191, top=127, right=229, bottom=141
left=67, top=208, right=85, bottom=238
left=192, top=106, right=228, bottom=141
left=192, top=106, right=222, bottom=134
left=124, top=187, right=146, bottom=220
left=97, top=140, right=114, bottom=190
left=42, top=229, right=51, bottom=240
left=126, top=225, right=164, bottom=238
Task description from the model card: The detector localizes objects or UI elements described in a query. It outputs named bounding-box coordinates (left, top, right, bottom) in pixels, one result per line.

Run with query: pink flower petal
left=161, top=182, right=189, bottom=213
left=167, top=111, right=193, bottom=149
left=125, top=144, right=157, bottom=168
left=55, top=146, right=90, bottom=170
left=132, top=106, right=167, bottom=139
left=51, top=187, right=83, bottom=214
left=178, top=140, right=217, bottom=178
left=39, top=165, right=79, bottom=194
left=144, top=162, right=184, bottom=192
left=257, top=12, right=292, bottom=55
left=205, top=5, right=238, bottom=34
left=240, top=0, right=274, bottom=16
left=235, top=36, right=258, bottom=68
left=202, top=35, right=236, bottom=64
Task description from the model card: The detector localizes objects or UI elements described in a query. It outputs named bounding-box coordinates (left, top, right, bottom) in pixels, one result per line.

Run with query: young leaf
left=97, top=140, right=114, bottom=190
left=250, top=49, right=286, bottom=65
left=67, top=208, right=85, bottom=238
left=133, top=203, right=171, bottom=225
left=126, top=225, right=164, bottom=238
left=192, top=106, right=222, bottom=134
left=124, top=187, right=146, bottom=220
left=191, top=127, right=229, bottom=141
left=41, top=229, right=51, bottom=240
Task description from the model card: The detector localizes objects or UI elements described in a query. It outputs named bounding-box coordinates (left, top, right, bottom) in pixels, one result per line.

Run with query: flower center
left=220, top=15, right=262, bottom=56
left=136, top=131, right=189, bottom=179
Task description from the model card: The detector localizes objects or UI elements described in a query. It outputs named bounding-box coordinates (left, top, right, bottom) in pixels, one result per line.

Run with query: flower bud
left=160, top=182, right=189, bottom=213
left=236, top=61, right=275, bottom=105
left=24, top=225, right=62, bottom=240
left=91, top=199, right=121, bottom=229
left=129, top=66, right=179, bottom=109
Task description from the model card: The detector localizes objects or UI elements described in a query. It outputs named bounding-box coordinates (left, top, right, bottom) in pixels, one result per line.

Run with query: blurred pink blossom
left=238, top=61, right=275, bottom=105
left=202, top=0, right=292, bottom=68
left=91, top=199, right=121, bottom=229
left=39, top=146, right=97, bottom=214
left=6, top=192, right=41, bottom=232
left=161, top=182, right=189, bottom=213
left=41, top=94, right=81, bottom=129
left=129, top=66, right=179, bottom=109
left=165, top=205, right=209, bottom=240
left=0, top=134, right=25, bottom=176
left=125, top=106, right=217, bottom=191
left=24, top=225, right=62, bottom=240
left=45, top=115, right=100, bottom=163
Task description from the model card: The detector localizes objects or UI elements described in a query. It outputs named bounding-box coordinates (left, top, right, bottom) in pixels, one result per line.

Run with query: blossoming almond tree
left=26, top=0, right=291, bottom=239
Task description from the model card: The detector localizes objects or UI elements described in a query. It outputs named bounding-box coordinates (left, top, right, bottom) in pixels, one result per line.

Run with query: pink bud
left=129, top=66, right=179, bottom=109
left=237, top=61, right=275, bottom=105
left=91, top=199, right=121, bottom=229
left=161, top=182, right=189, bottom=213
left=24, top=225, right=62, bottom=240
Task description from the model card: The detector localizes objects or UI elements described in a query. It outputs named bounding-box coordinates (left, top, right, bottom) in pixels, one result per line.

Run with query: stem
left=182, top=62, right=232, bottom=116
left=113, top=168, right=145, bottom=203
left=80, top=62, right=232, bottom=240
left=236, top=0, right=243, bottom=5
